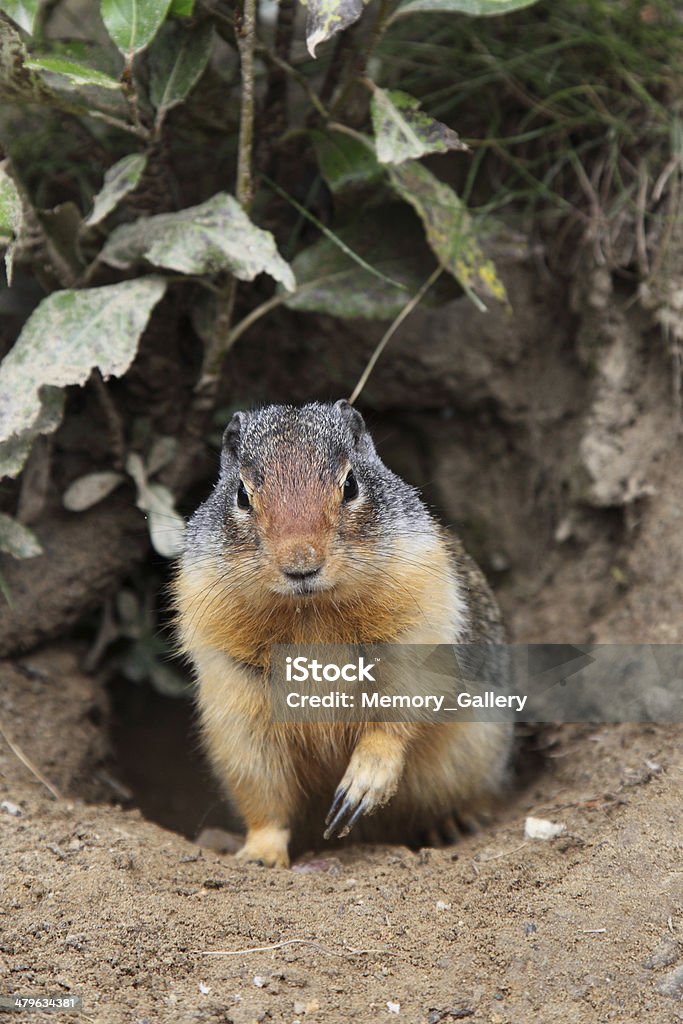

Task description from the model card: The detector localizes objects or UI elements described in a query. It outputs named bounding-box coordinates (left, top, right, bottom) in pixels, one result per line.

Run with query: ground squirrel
left=175, top=401, right=512, bottom=867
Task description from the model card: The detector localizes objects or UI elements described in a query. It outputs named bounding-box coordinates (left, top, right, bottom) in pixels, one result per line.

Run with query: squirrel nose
left=278, top=542, right=325, bottom=580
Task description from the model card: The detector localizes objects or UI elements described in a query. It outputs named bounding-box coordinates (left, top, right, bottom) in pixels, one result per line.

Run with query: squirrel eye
left=342, top=469, right=359, bottom=503
left=236, top=480, right=251, bottom=510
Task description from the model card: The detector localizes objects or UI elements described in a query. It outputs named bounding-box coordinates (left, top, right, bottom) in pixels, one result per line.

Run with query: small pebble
left=657, top=965, right=683, bottom=1000
left=643, top=936, right=680, bottom=970
left=524, top=816, right=566, bottom=840
left=1, top=801, right=22, bottom=817
left=387, top=1001, right=400, bottom=1014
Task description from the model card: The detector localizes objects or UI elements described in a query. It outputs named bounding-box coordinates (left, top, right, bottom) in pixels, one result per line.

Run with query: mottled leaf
left=149, top=19, right=213, bottom=114
left=284, top=208, right=445, bottom=319
left=392, top=0, right=539, bottom=18
left=169, top=0, right=194, bottom=13
left=100, top=0, right=173, bottom=57
left=0, top=512, right=42, bottom=558
left=313, top=130, right=382, bottom=193
left=304, top=0, right=368, bottom=58
left=127, top=453, right=184, bottom=558
left=0, top=388, right=64, bottom=480
left=63, top=470, right=125, bottom=511
left=371, top=88, right=466, bottom=165
left=389, top=160, right=507, bottom=306
left=102, top=192, right=295, bottom=291
left=0, top=160, right=22, bottom=283
left=0, top=0, right=39, bottom=33
left=86, top=153, right=147, bottom=227
left=0, top=277, right=167, bottom=445
left=25, top=55, right=121, bottom=89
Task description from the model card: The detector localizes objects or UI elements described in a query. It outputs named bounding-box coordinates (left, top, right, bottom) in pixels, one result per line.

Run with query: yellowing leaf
left=389, top=161, right=507, bottom=307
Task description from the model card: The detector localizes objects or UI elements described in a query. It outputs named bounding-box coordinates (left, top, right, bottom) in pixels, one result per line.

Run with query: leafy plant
left=0, top=0, right=531, bottom=573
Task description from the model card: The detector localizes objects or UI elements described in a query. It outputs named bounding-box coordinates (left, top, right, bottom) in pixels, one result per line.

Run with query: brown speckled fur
left=175, top=402, right=512, bottom=866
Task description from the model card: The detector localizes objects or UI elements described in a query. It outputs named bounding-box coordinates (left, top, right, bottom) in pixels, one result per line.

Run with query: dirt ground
left=1, top=648, right=681, bottom=1024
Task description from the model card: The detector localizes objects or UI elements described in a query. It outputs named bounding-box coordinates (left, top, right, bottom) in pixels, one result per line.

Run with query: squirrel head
left=213, top=400, right=393, bottom=598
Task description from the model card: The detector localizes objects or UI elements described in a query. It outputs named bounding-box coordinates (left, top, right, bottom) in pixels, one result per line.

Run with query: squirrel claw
left=324, top=788, right=368, bottom=840
left=324, top=786, right=346, bottom=829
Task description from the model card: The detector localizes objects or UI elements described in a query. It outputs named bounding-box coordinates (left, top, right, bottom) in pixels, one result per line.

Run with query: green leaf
left=391, top=0, right=539, bottom=18
left=100, top=0, right=173, bottom=57
left=85, top=153, right=146, bottom=227
left=371, top=88, right=467, bottom=165
left=24, top=55, right=122, bottom=89
left=388, top=160, right=507, bottom=306
left=0, top=512, right=42, bottom=559
left=102, top=193, right=296, bottom=291
left=304, top=0, right=369, bottom=58
left=149, top=19, right=213, bottom=115
left=0, top=389, right=64, bottom=480
left=313, top=130, right=382, bottom=193
left=0, top=0, right=39, bottom=33
left=0, top=277, right=167, bottom=446
left=169, top=0, right=194, bottom=15
left=284, top=207, right=442, bottom=319
left=0, top=160, right=22, bottom=284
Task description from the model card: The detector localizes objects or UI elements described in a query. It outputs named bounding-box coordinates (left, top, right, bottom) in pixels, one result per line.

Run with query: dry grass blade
left=0, top=718, right=62, bottom=800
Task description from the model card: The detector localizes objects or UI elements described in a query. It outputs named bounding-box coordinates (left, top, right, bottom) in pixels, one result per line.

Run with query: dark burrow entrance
left=106, top=671, right=550, bottom=853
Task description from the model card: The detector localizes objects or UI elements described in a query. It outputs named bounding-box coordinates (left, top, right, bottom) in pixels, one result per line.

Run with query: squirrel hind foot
left=235, top=826, right=291, bottom=869
left=419, top=810, right=487, bottom=850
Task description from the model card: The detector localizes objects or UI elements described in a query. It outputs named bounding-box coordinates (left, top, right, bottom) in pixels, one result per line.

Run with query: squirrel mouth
left=277, top=567, right=332, bottom=597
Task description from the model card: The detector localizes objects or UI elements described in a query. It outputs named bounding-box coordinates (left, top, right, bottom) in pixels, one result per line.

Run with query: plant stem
left=329, top=0, right=396, bottom=120
left=348, top=265, right=442, bottom=405
left=236, top=0, right=257, bottom=210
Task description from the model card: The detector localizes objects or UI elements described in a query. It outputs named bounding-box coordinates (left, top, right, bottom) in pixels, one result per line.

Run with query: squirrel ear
left=222, top=412, right=245, bottom=460
left=334, top=399, right=366, bottom=443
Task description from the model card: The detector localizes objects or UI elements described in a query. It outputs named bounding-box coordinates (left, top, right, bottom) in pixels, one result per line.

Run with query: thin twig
left=91, top=370, right=126, bottom=470
left=0, top=719, right=62, bottom=800
left=348, top=266, right=443, bottom=405
left=235, top=0, right=257, bottom=210
left=256, top=43, right=329, bottom=120
left=475, top=842, right=529, bottom=863
left=329, top=0, right=396, bottom=119
left=194, top=938, right=406, bottom=958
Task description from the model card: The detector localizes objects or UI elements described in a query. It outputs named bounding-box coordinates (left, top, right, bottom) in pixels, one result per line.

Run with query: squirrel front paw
left=324, top=739, right=403, bottom=840
left=236, top=825, right=290, bottom=868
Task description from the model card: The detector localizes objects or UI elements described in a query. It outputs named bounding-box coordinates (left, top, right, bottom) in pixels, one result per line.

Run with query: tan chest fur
left=174, top=535, right=464, bottom=669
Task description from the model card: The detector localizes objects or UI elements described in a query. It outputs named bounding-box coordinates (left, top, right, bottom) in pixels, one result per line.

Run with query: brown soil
left=1, top=648, right=681, bottom=1024
left=2, top=264, right=683, bottom=1024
